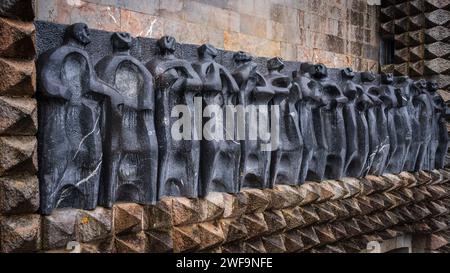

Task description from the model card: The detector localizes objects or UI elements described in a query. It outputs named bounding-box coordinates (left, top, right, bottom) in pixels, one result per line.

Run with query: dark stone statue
left=293, top=63, right=320, bottom=183
left=427, top=81, right=449, bottom=169
left=340, top=68, right=371, bottom=177
left=361, top=72, right=389, bottom=175
left=145, top=36, right=203, bottom=198
left=265, top=57, right=303, bottom=186
left=193, top=44, right=241, bottom=196
left=380, top=73, right=400, bottom=174
left=38, top=23, right=123, bottom=214
left=310, top=64, right=347, bottom=180
left=410, top=79, right=433, bottom=171
left=232, top=51, right=273, bottom=189
left=95, top=32, right=158, bottom=206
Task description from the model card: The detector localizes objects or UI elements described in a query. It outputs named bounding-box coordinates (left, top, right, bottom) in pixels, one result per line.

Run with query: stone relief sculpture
left=38, top=23, right=123, bottom=214
left=340, top=68, right=371, bottom=177
left=361, top=72, right=389, bottom=176
left=232, top=51, right=273, bottom=189
left=193, top=44, right=241, bottom=196
left=265, top=57, right=303, bottom=186
left=310, top=64, right=347, bottom=180
left=145, top=36, right=203, bottom=198
left=293, top=63, right=320, bottom=184
left=379, top=73, right=399, bottom=174
left=95, top=32, right=158, bottom=206
left=36, top=24, right=449, bottom=214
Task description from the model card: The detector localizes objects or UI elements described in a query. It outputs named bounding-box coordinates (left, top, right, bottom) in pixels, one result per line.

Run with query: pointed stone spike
left=315, top=182, right=335, bottom=202
left=355, top=196, right=375, bottom=215
left=429, top=217, right=448, bottom=233
left=197, top=222, right=225, bottom=250
left=243, top=238, right=266, bottom=253
left=366, top=175, right=392, bottom=192
left=338, top=177, right=361, bottom=198
left=328, top=222, right=348, bottom=241
left=395, top=2, right=409, bottom=17
left=367, top=194, right=386, bottom=212
left=394, top=17, right=409, bottom=33
left=42, top=209, right=77, bottom=250
left=172, top=224, right=200, bottom=253
left=429, top=170, right=444, bottom=184
left=382, top=192, right=406, bottom=208
left=426, top=42, right=450, bottom=59
left=383, top=173, right=407, bottom=190
left=144, top=198, right=172, bottom=231
left=396, top=206, right=416, bottom=223
left=424, top=0, right=450, bottom=11
left=321, top=180, right=348, bottom=200
left=425, top=26, right=450, bottom=43
left=0, top=58, right=35, bottom=96
left=366, top=214, right=385, bottom=231
left=77, top=208, right=112, bottom=243
left=263, top=210, right=287, bottom=233
left=0, top=174, right=39, bottom=215
left=409, top=30, right=425, bottom=46
left=224, top=192, right=248, bottom=218
left=394, top=63, right=409, bottom=76
left=171, top=197, right=202, bottom=226
left=413, top=186, right=433, bottom=202
left=342, top=218, right=362, bottom=238
left=115, top=232, right=148, bottom=253
left=359, top=177, right=375, bottom=195
left=383, top=210, right=401, bottom=226
left=199, top=192, right=225, bottom=222
left=298, top=205, right=321, bottom=226
left=411, top=204, right=432, bottom=220
left=261, top=233, right=286, bottom=253
left=281, top=206, right=306, bottom=230
left=219, top=217, right=248, bottom=243
left=283, top=229, right=304, bottom=252
left=415, top=171, right=433, bottom=185
left=312, top=203, right=337, bottom=223
left=146, top=230, right=173, bottom=253
left=327, top=200, right=350, bottom=220
left=425, top=9, right=450, bottom=27
left=297, top=183, right=320, bottom=205
left=268, top=185, right=302, bottom=209
left=409, top=14, right=425, bottom=31
left=313, top=225, right=336, bottom=245
left=427, top=185, right=448, bottom=200
left=414, top=222, right=432, bottom=233
left=354, top=215, right=375, bottom=233
left=241, top=212, right=269, bottom=239
left=0, top=136, right=37, bottom=176
left=425, top=58, right=450, bottom=74
left=341, top=240, right=364, bottom=252
left=409, top=60, right=425, bottom=77
left=426, top=233, right=450, bottom=250
left=241, top=189, right=270, bottom=213
left=298, top=226, right=321, bottom=249
left=395, top=47, right=409, bottom=63
left=427, top=200, right=449, bottom=216
left=0, top=17, right=35, bottom=59
left=398, top=172, right=418, bottom=187
left=381, top=6, right=396, bottom=20
left=381, top=21, right=395, bottom=35
left=114, top=203, right=143, bottom=235
left=339, top=198, right=362, bottom=217
left=398, top=187, right=415, bottom=204
left=0, top=96, right=37, bottom=136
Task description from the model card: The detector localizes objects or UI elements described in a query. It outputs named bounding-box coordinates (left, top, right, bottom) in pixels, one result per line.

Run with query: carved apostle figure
left=361, top=72, right=389, bottom=175
left=310, top=64, right=347, bottom=180
left=409, top=79, right=433, bottom=171
left=379, top=73, right=400, bottom=174
left=293, top=63, right=321, bottom=183
left=95, top=32, right=158, bottom=206
left=340, top=68, right=371, bottom=177
left=394, top=76, right=414, bottom=171
left=38, top=23, right=123, bottom=214
left=427, top=81, right=449, bottom=169
left=193, top=44, right=241, bottom=195
left=146, top=36, right=203, bottom=198
left=265, top=57, right=303, bottom=186
left=232, top=51, right=274, bottom=189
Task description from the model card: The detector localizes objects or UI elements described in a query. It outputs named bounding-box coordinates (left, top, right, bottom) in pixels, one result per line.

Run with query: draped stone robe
left=146, top=56, right=202, bottom=198
left=233, top=60, right=274, bottom=189
left=193, top=57, right=241, bottom=195
left=38, top=45, right=123, bottom=214
left=95, top=52, right=158, bottom=206
left=432, top=94, right=449, bottom=169
left=380, top=83, right=399, bottom=174
left=412, top=84, right=433, bottom=171
left=267, top=70, right=303, bottom=186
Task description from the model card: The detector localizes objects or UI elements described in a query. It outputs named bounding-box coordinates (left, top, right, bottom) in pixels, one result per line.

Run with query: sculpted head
left=341, top=67, right=355, bottom=79
left=198, top=44, right=218, bottom=60
left=361, top=71, right=376, bottom=83
left=311, top=63, right=328, bottom=79
left=64, top=23, right=91, bottom=46
left=381, top=72, right=394, bottom=84
left=157, top=36, right=176, bottom=55
left=414, top=79, right=427, bottom=90
left=233, top=51, right=252, bottom=65
left=111, top=32, right=132, bottom=53
left=427, top=80, right=438, bottom=93
left=267, top=57, right=284, bottom=72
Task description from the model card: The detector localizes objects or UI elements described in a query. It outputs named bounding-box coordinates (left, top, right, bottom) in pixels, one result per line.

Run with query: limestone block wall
left=0, top=0, right=40, bottom=252
left=35, top=0, right=380, bottom=72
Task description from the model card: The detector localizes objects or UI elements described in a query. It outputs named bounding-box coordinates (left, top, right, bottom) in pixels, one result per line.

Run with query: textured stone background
left=35, top=0, right=380, bottom=72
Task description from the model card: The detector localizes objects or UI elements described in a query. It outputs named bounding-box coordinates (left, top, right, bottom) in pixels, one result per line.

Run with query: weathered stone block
left=113, top=203, right=143, bottom=235
left=0, top=17, right=35, bottom=59
left=80, top=236, right=114, bottom=253
left=144, top=198, right=172, bottom=231
left=266, top=185, right=302, bottom=209
left=0, top=96, right=37, bottom=136
left=261, top=233, right=286, bottom=253
left=242, top=189, right=270, bottom=213
left=172, top=224, right=200, bottom=252
left=243, top=238, right=266, bottom=253
left=77, top=207, right=112, bottom=243
left=171, top=197, right=202, bottom=226
left=263, top=210, right=287, bottom=233
left=281, top=206, right=306, bottom=230
left=283, top=229, right=304, bottom=252
left=0, top=0, right=35, bottom=21
left=219, top=217, right=248, bottom=243
left=197, top=221, right=225, bottom=250
left=241, top=212, right=268, bottom=239
left=199, top=192, right=225, bottom=222
left=0, top=214, right=40, bottom=252
left=115, top=232, right=148, bottom=253
left=0, top=136, right=37, bottom=176
left=42, top=208, right=77, bottom=250
left=0, top=174, right=38, bottom=214
left=0, top=58, right=35, bottom=97
left=146, top=229, right=173, bottom=253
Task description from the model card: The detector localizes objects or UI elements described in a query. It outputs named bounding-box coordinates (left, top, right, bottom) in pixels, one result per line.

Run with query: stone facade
left=35, top=0, right=380, bottom=72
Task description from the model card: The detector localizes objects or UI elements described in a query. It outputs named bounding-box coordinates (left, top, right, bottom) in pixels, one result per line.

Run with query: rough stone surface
left=0, top=214, right=41, bottom=252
